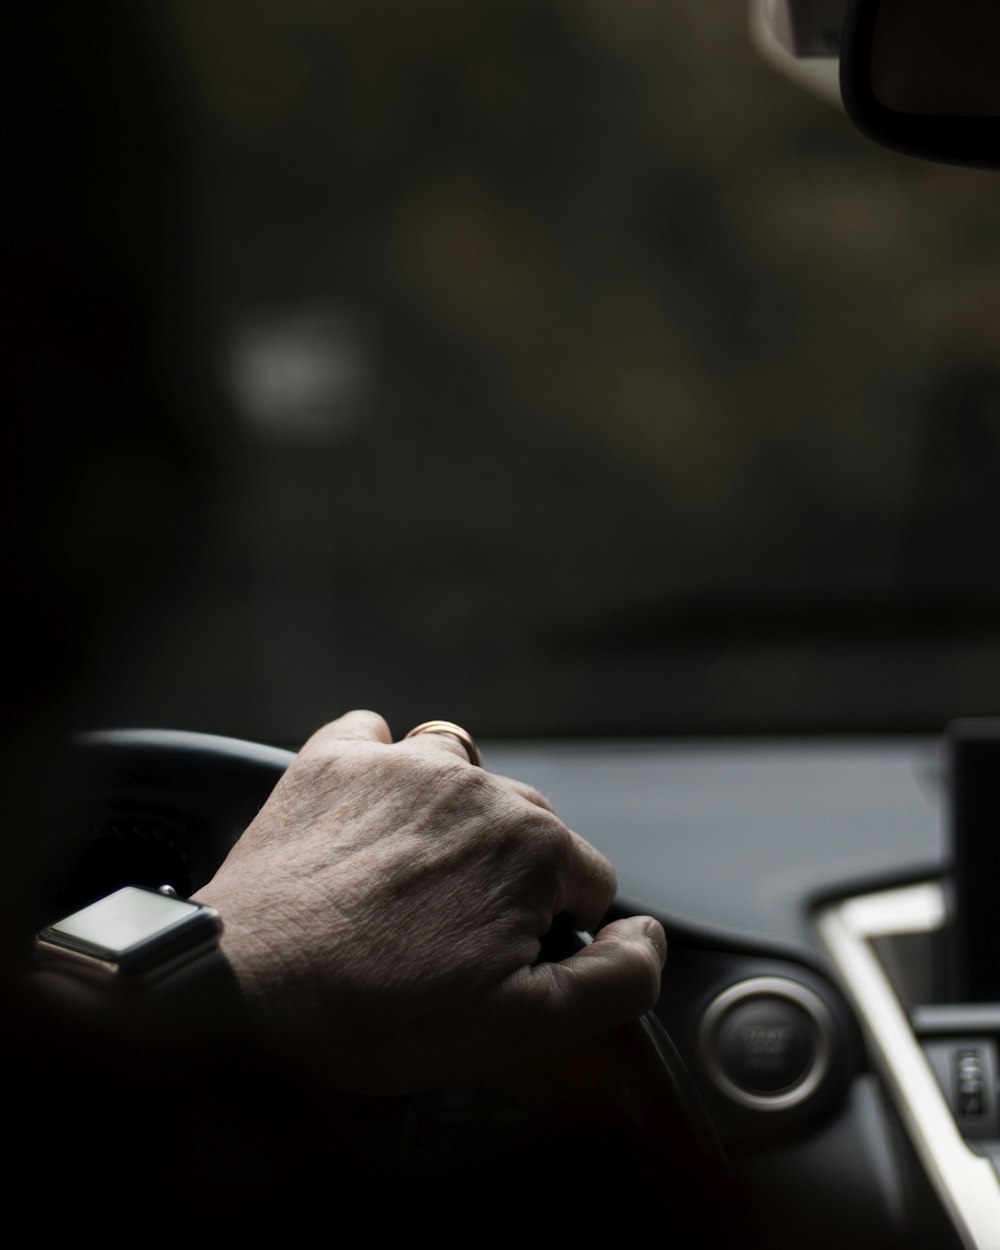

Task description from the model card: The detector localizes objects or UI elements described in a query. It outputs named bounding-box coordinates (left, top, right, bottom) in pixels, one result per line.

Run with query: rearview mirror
left=840, top=0, right=1000, bottom=166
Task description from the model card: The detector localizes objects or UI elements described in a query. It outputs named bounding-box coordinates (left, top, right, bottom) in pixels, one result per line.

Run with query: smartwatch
left=35, top=884, right=241, bottom=1004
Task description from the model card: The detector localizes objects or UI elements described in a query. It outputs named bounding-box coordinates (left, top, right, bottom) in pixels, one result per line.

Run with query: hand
left=191, top=710, right=666, bottom=1093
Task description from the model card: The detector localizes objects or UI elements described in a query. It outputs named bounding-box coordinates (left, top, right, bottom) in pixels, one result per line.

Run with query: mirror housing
left=840, top=0, right=1000, bottom=167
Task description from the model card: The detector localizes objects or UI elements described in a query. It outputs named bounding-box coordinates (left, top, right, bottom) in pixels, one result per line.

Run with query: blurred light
left=227, top=302, right=371, bottom=441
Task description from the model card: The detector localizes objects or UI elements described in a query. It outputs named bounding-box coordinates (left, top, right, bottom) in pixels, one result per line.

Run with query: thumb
left=502, top=916, right=667, bottom=1060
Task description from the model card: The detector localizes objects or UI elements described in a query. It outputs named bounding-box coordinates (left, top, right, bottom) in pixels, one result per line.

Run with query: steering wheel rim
left=46, top=727, right=731, bottom=1229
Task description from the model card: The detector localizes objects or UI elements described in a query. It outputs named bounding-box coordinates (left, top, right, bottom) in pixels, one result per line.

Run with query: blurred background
left=85, top=0, right=1000, bottom=740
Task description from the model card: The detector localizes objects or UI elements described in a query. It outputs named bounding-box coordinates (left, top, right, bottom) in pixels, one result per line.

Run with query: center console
left=817, top=721, right=1000, bottom=1250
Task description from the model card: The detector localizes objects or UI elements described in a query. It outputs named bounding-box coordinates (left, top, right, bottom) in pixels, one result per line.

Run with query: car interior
left=19, top=1, right=1000, bottom=1246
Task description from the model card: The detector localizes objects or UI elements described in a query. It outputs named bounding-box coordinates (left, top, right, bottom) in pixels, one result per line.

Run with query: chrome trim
left=699, top=975, right=834, bottom=1112
left=35, top=939, right=120, bottom=977
left=816, top=882, right=1000, bottom=1250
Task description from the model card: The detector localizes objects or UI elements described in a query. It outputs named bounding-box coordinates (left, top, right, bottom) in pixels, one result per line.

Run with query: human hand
left=191, top=710, right=666, bottom=1093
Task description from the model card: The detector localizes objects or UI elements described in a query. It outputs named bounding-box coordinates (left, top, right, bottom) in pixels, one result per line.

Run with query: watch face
left=49, top=887, right=199, bottom=957
left=38, top=887, right=221, bottom=975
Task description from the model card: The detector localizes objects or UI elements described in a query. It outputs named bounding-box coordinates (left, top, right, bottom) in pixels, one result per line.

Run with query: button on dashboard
left=717, top=996, right=814, bottom=1093
left=700, top=977, right=834, bottom=1112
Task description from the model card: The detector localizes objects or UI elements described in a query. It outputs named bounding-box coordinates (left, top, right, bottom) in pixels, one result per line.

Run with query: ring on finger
left=403, top=720, right=483, bottom=767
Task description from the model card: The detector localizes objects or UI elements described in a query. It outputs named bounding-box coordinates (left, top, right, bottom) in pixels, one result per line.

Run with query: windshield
left=113, top=2, right=1000, bottom=742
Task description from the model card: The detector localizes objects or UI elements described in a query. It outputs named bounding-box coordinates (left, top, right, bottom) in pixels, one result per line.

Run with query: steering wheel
left=43, top=728, right=739, bottom=1237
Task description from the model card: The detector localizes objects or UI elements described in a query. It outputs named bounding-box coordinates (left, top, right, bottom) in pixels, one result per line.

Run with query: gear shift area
left=816, top=719, right=1000, bottom=1250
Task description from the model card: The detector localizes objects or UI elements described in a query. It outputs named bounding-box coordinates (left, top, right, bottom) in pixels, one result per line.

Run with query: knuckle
left=519, top=783, right=554, bottom=812
left=421, top=751, right=480, bottom=792
left=510, top=807, right=570, bottom=862
left=588, top=847, right=617, bottom=895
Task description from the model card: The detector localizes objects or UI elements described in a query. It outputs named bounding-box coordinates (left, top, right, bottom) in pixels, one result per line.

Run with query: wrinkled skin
left=192, top=710, right=667, bottom=1093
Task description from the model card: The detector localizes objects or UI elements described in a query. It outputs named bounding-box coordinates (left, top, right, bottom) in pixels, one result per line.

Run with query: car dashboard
left=484, top=736, right=998, bottom=1249
left=57, top=727, right=999, bottom=1247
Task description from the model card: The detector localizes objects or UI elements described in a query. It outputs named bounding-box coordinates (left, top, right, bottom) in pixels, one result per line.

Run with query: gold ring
left=403, top=720, right=483, bottom=767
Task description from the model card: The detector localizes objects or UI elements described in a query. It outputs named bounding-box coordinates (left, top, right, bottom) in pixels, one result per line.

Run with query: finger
left=504, top=916, right=667, bottom=1055
left=555, top=829, right=618, bottom=931
left=299, top=710, right=393, bottom=757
